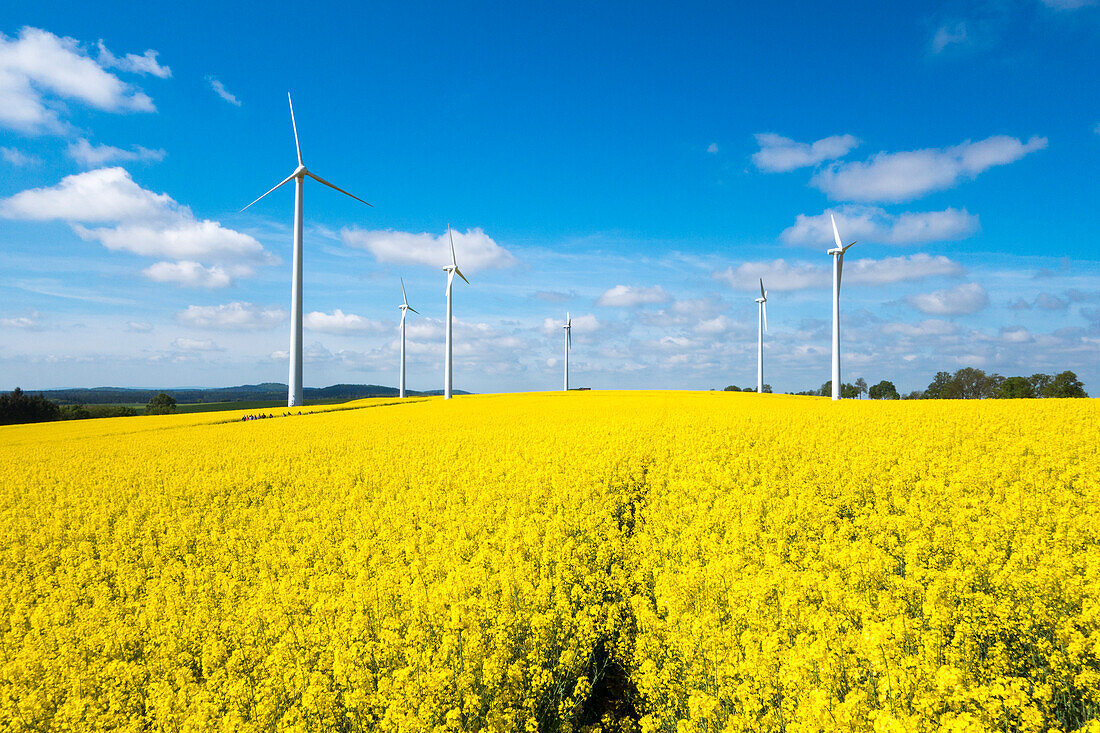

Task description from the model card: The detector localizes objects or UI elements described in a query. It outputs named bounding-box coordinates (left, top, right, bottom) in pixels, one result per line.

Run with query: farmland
left=1, top=391, right=1097, bottom=732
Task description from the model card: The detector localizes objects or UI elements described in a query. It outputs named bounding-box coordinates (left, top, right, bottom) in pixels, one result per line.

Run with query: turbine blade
left=401, top=277, right=408, bottom=306
left=838, top=253, right=844, bottom=289
left=830, top=213, right=843, bottom=249
left=567, top=330, right=572, bottom=348
left=306, top=171, right=372, bottom=207
left=448, top=224, right=458, bottom=267
left=240, top=170, right=297, bottom=212
left=760, top=278, right=765, bottom=299
left=288, top=92, right=302, bottom=166
left=763, top=301, right=768, bottom=332
left=843, top=240, right=857, bottom=253
left=455, top=266, right=470, bottom=285
left=407, top=306, right=420, bottom=315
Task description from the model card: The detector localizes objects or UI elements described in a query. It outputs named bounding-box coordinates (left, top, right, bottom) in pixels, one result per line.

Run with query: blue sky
left=1, top=0, right=1098, bottom=394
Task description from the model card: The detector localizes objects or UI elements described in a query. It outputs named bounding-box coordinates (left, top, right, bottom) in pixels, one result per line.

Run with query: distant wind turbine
left=563, top=313, right=571, bottom=391
left=398, top=278, right=419, bottom=399
left=241, top=93, right=372, bottom=408
left=443, top=225, right=469, bottom=400
left=756, top=279, right=768, bottom=393
left=828, top=213, right=857, bottom=401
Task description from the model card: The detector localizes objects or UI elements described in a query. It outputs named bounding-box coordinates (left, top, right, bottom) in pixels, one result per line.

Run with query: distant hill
left=26, top=383, right=472, bottom=405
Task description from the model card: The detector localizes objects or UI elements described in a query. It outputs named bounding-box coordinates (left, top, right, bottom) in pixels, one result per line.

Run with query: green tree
left=1044, top=370, right=1088, bottom=398
left=0, top=388, right=61, bottom=425
left=761, top=384, right=772, bottom=394
left=1029, top=373, right=1053, bottom=396
left=854, top=377, right=867, bottom=399
left=723, top=385, right=741, bottom=392
left=995, top=376, right=1035, bottom=399
left=868, top=380, right=899, bottom=400
left=145, top=392, right=178, bottom=415
left=924, top=371, right=953, bottom=399
left=841, top=382, right=860, bottom=399
left=951, top=367, right=991, bottom=399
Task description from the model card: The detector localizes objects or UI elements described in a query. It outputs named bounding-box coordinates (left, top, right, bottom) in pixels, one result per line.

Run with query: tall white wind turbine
left=241, top=93, right=372, bottom=408
left=563, top=313, right=572, bottom=391
left=756, top=279, right=768, bottom=393
left=398, top=278, right=419, bottom=399
left=828, top=213, right=857, bottom=401
left=442, top=225, right=469, bottom=400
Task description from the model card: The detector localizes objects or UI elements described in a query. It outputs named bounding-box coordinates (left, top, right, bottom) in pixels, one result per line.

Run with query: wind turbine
left=442, top=225, right=469, bottom=400
left=241, top=93, right=372, bottom=408
left=398, top=278, right=419, bottom=399
left=563, top=313, right=572, bottom=391
left=756, top=279, right=767, bottom=393
left=828, top=213, right=857, bottom=401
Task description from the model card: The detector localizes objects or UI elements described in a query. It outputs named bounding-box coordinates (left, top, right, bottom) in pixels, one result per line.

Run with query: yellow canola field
left=0, top=391, right=1098, bottom=733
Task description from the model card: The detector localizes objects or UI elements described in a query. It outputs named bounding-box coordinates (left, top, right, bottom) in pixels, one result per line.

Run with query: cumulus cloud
left=95, top=40, right=170, bottom=78
left=706, top=142, right=719, bottom=154
left=175, top=302, right=285, bottom=330
left=782, top=206, right=979, bottom=246
left=304, top=309, right=384, bottom=334
left=811, top=135, right=1048, bottom=202
left=752, top=133, right=860, bottom=172
left=171, top=337, right=221, bottom=351
left=881, top=319, right=958, bottom=337
left=0, top=313, right=42, bottom=329
left=143, top=261, right=236, bottom=288
left=1, top=147, right=39, bottom=166
left=0, top=27, right=158, bottom=133
left=0, top=167, right=272, bottom=285
left=542, top=313, right=599, bottom=334
left=907, top=282, right=989, bottom=315
left=67, top=138, right=165, bottom=167
left=342, top=226, right=517, bottom=272
left=126, top=321, right=152, bottom=332
left=931, top=22, right=970, bottom=53
left=714, top=254, right=962, bottom=292
left=596, top=285, right=670, bottom=307
left=207, top=77, right=241, bottom=106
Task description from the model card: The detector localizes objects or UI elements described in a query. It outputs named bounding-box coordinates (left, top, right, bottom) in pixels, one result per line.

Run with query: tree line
left=0, top=388, right=178, bottom=426
left=789, top=368, right=1088, bottom=400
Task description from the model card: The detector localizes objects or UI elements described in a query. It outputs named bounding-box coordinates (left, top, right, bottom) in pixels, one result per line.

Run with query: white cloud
left=143, top=261, right=234, bottom=288
left=752, top=133, right=860, bottom=173
left=907, top=282, right=989, bottom=315
left=931, top=22, right=969, bottom=53
left=305, top=309, right=383, bottom=334
left=714, top=260, right=823, bottom=292
left=844, top=254, right=964, bottom=285
left=126, top=321, right=152, bottom=332
left=1000, top=327, right=1032, bottom=343
left=706, top=142, right=719, bottom=154
left=781, top=206, right=979, bottom=246
left=171, top=337, right=221, bottom=351
left=0, top=27, right=157, bottom=133
left=542, top=313, right=599, bottom=334
left=811, top=136, right=1048, bottom=202
left=881, top=319, right=958, bottom=337
left=0, top=166, right=171, bottom=221
left=0, top=313, right=41, bottom=329
left=96, top=40, right=171, bottom=78
left=0, top=167, right=272, bottom=277
left=207, top=77, right=241, bottom=106
left=342, top=226, right=517, bottom=272
left=714, top=253, right=962, bottom=292
left=694, top=315, right=734, bottom=335
left=67, top=138, right=165, bottom=166
left=596, top=285, right=670, bottom=307
left=175, top=302, right=285, bottom=330
left=1, top=147, right=39, bottom=166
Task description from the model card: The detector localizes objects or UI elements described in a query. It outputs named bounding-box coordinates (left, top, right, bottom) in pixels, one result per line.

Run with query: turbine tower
left=828, top=213, right=857, bottom=401
left=398, top=278, right=419, bottom=399
left=442, top=225, right=469, bottom=400
left=756, top=279, right=768, bottom=393
left=242, top=93, right=371, bottom=408
left=563, top=313, right=572, bottom=391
